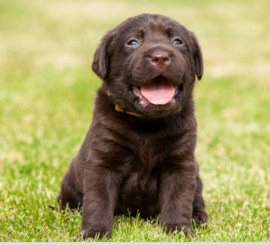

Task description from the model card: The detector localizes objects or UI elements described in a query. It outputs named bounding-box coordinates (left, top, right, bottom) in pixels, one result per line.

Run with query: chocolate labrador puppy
left=58, top=13, right=208, bottom=239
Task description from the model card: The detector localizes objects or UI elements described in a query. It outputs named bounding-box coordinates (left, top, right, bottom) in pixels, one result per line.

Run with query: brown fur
left=58, top=14, right=208, bottom=239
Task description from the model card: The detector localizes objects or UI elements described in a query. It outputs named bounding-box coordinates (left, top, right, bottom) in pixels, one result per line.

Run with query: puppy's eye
left=173, top=39, right=183, bottom=45
left=127, top=40, right=139, bottom=46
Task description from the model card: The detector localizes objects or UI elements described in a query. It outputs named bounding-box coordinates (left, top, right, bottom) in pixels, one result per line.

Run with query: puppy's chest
left=115, top=132, right=177, bottom=209
left=121, top=138, right=168, bottom=190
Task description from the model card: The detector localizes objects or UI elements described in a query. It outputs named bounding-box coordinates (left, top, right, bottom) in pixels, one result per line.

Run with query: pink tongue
left=141, top=76, right=175, bottom=105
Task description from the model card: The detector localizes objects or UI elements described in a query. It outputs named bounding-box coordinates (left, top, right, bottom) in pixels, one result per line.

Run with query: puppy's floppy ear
left=190, top=33, right=204, bottom=80
left=92, top=30, right=113, bottom=79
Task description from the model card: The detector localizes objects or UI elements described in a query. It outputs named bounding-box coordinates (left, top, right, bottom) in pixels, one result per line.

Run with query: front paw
left=79, top=228, right=112, bottom=240
left=162, top=223, right=195, bottom=238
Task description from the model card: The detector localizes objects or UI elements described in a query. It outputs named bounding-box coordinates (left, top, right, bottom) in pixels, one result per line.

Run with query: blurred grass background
left=0, top=0, right=270, bottom=242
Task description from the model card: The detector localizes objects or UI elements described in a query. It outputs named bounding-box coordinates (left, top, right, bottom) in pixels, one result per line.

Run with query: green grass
left=0, top=0, right=270, bottom=242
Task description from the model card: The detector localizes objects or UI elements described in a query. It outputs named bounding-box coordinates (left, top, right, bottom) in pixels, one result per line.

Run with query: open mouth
left=132, top=76, right=178, bottom=106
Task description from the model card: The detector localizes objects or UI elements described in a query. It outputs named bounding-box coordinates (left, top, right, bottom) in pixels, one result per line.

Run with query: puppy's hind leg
left=192, top=174, right=208, bottom=227
left=58, top=171, right=83, bottom=211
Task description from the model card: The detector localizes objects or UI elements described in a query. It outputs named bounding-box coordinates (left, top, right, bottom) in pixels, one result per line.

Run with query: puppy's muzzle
left=150, top=51, right=170, bottom=69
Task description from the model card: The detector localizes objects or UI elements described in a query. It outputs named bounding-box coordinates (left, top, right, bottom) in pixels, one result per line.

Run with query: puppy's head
left=92, top=14, right=203, bottom=118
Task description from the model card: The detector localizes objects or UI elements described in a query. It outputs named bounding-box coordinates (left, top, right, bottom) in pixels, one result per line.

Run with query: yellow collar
left=115, top=104, right=142, bottom=117
left=108, top=90, right=182, bottom=117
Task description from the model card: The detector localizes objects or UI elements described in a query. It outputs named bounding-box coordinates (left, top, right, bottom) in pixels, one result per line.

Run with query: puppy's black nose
left=150, top=51, right=170, bottom=68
